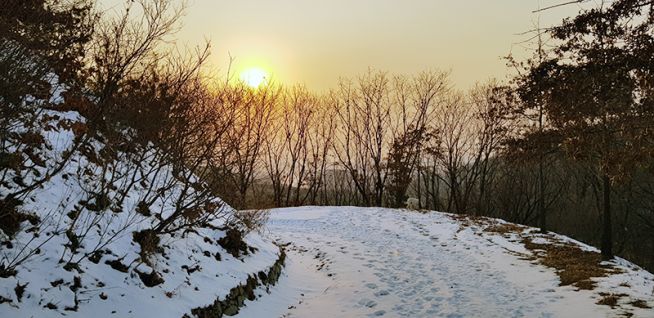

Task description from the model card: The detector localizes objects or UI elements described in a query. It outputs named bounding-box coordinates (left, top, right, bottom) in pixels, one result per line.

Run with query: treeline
left=233, top=71, right=504, bottom=212
left=217, top=67, right=654, bottom=271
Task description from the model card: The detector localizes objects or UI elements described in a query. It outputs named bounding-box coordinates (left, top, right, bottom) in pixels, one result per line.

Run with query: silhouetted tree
left=516, top=0, right=654, bottom=259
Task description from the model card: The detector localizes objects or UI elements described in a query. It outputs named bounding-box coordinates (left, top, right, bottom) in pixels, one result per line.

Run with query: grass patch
left=448, top=214, right=490, bottom=225
left=630, top=299, right=652, bottom=309
left=596, top=293, right=627, bottom=308
left=452, top=214, right=646, bottom=314
left=522, top=238, right=620, bottom=290
left=447, top=214, right=494, bottom=232
left=485, top=223, right=527, bottom=235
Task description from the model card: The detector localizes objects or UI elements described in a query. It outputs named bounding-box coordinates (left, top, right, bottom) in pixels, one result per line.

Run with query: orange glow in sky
left=100, top=0, right=588, bottom=91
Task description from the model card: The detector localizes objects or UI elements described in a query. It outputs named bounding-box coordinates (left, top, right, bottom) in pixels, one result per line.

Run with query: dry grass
left=451, top=214, right=644, bottom=314
left=450, top=215, right=620, bottom=291
left=234, top=209, right=270, bottom=234
left=523, top=238, right=620, bottom=290
left=630, top=299, right=652, bottom=309
left=597, top=294, right=621, bottom=307
left=484, top=223, right=527, bottom=235
left=447, top=214, right=494, bottom=232
left=448, top=214, right=490, bottom=224
left=454, top=215, right=616, bottom=291
left=574, top=279, right=597, bottom=290
left=596, top=293, right=628, bottom=308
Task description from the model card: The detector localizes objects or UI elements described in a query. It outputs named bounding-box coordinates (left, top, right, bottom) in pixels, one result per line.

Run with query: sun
left=240, top=67, right=268, bottom=88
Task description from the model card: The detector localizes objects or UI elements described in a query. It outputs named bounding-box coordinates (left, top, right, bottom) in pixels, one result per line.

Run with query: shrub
left=133, top=229, right=161, bottom=262
left=233, top=209, right=270, bottom=234
left=0, top=198, right=39, bottom=238
left=218, top=228, right=249, bottom=258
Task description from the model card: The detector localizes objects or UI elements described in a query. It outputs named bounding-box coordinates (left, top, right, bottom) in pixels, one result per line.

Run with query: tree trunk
left=538, top=102, right=547, bottom=233
left=601, top=174, right=613, bottom=260
left=416, top=167, right=422, bottom=209
left=538, top=157, right=546, bottom=233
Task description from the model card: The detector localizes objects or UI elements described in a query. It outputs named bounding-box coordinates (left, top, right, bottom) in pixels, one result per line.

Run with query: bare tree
left=87, top=0, right=186, bottom=113
left=387, top=71, right=449, bottom=208
left=221, top=82, right=278, bottom=208
left=263, top=86, right=334, bottom=207
left=332, top=70, right=393, bottom=206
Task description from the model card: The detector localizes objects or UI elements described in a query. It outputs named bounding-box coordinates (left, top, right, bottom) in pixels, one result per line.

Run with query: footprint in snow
left=375, top=290, right=390, bottom=297
left=358, top=298, right=378, bottom=308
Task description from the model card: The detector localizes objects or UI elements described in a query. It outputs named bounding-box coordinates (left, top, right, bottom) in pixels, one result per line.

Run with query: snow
left=241, top=207, right=654, bottom=318
left=0, top=110, right=283, bottom=317
left=3, top=108, right=653, bottom=317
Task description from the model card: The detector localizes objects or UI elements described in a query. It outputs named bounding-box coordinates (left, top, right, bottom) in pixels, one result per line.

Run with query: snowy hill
left=0, top=110, right=284, bottom=317
left=240, top=207, right=654, bottom=318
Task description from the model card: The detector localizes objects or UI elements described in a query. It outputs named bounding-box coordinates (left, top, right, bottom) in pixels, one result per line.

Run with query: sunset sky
left=101, top=0, right=587, bottom=91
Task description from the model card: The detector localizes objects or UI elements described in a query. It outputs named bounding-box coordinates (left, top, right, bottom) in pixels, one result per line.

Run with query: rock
left=223, top=304, right=238, bottom=316
left=105, top=258, right=129, bottom=273
left=188, top=245, right=287, bottom=317
left=257, top=271, right=267, bottom=283
left=135, top=269, right=165, bottom=287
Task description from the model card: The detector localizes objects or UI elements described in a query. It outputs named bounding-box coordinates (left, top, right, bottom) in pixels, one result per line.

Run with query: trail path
left=237, top=207, right=654, bottom=318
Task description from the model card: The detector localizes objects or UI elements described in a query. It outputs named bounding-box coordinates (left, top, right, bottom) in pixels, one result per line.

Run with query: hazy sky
left=102, top=0, right=588, bottom=91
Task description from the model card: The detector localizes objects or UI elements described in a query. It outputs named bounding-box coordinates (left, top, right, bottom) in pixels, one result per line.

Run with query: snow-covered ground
left=2, top=109, right=653, bottom=317
left=239, top=207, right=654, bottom=318
left=0, top=110, right=283, bottom=318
